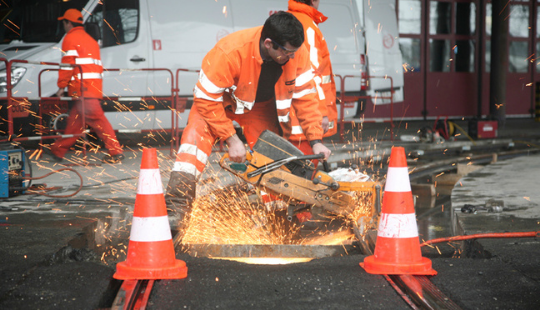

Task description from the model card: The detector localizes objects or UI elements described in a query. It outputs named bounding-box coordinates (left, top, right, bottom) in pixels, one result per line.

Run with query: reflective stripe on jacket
left=193, top=26, right=323, bottom=142
left=288, top=0, right=338, bottom=138
left=58, top=27, right=103, bottom=99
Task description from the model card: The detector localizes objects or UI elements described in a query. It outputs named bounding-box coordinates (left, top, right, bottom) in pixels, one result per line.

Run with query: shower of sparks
left=182, top=171, right=373, bottom=251
left=181, top=170, right=376, bottom=251
left=182, top=182, right=303, bottom=245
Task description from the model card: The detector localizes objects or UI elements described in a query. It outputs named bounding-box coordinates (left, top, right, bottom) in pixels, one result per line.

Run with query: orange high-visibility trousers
left=51, top=98, right=122, bottom=158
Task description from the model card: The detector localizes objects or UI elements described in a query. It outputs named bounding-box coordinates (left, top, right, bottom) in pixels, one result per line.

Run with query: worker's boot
left=165, top=171, right=197, bottom=234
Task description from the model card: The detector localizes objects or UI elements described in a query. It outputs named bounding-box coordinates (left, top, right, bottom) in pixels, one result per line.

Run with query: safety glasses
left=270, top=38, right=298, bottom=56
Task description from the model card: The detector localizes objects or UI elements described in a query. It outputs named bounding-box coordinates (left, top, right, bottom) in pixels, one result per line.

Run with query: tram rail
left=104, top=142, right=540, bottom=310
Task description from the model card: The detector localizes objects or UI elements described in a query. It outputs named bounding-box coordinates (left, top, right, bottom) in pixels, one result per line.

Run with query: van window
left=87, top=0, right=139, bottom=47
left=0, top=0, right=87, bottom=44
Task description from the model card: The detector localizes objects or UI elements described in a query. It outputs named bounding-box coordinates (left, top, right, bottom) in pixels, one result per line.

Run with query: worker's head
left=261, top=11, right=304, bottom=64
left=58, top=9, right=84, bottom=29
left=293, top=0, right=320, bottom=10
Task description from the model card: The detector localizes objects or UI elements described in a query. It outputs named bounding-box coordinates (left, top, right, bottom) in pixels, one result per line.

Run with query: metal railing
left=2, top=58, right=398, bottom=156
left=1, top=60, right=183, bottom=157
left=104, top=68, right=176, bottom=156
left=1, top=59, right=88, bottom=154
left=173, top=68, right=200, bottom=154
left=335, top=74, right=395, bottom=142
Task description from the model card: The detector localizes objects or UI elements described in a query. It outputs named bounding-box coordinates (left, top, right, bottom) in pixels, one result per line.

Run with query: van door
left=147, top=0, right=234, bottom=129
left=318, top=0, right=365, bottom=119
left=87, top=0, right=154, bottom=131
left=228, top=0, right=285, bottom=29
left=363, top=0, right=404, bottom=105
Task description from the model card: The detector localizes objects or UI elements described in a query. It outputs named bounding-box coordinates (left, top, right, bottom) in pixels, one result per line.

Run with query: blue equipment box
left=0, top=145, right=25, bottom=198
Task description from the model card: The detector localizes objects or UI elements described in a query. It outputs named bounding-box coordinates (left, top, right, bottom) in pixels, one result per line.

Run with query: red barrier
left=105, top=68, right=176, bottom=156
left=1, top=59, right=87, bottom=154
left=335, top=74, right=395, bottom=142
left=173, top=68, right=200, bottom=155
left=2, top=61, right=180, bottom=158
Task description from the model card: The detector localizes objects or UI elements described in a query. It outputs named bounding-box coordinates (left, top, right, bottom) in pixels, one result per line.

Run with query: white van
left=0, top=0, right=403, bottom=136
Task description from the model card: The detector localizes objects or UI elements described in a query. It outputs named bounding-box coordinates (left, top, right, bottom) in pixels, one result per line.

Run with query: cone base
left=360, top=255, right=437, bottom=276
left=113, top=259, right=188, bottom=280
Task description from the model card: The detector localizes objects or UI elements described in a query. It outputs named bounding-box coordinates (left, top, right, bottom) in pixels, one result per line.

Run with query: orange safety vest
left=193, top=26, right=323, bottom=143
left=58, top=26, right=103, bottom=99
left=288, top=0, right=338, bottom=138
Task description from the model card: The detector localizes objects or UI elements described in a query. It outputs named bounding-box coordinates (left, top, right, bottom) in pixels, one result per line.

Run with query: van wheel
left=48, top=113, right=70, bottom=132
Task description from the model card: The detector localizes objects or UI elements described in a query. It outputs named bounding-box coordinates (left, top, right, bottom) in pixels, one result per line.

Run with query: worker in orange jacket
left=288, top=0, right=338, bottom=163
left=165, top=12, right=331, bottom=229
left=49, top=9, right=124, bottom=164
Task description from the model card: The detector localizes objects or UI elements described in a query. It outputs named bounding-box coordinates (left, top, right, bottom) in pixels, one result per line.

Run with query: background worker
left=49, top=9, right=124, bottom=164
left=287, top=0, right=338, bottom=166
left=165, top=12, right=331, bottom=229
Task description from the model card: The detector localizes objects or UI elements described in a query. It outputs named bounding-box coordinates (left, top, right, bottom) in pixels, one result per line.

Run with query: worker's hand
left=312, top=142, right=331, bottom=160
left=226, top=134, right=246, bottom=163
left=322, top=116, right=329, bottom=134
left=56, top=88, right=65, bottom=97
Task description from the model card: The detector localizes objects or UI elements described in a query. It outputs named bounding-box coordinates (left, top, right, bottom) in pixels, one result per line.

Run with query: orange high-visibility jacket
left=193, top=26, right=323, bottom=143
left=288, top=0, right=338, bottom=138
left=58, top=26, right=103, bottom=99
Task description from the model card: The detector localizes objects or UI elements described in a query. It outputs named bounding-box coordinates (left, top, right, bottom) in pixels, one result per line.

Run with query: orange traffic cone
left=360, top=146, right=436, bottom=275
left=114, top=148, right=188, bottom=280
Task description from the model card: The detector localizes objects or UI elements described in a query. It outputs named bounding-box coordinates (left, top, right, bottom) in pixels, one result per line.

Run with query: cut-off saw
left=219, top=130, right=381, bottom=223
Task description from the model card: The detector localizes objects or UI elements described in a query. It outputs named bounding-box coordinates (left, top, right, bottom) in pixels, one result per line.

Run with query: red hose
left=420, top=231, right=540, bottom=247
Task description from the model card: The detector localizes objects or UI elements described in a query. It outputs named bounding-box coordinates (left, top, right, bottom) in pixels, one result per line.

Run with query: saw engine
left=220, top=130, right=381, bottom=221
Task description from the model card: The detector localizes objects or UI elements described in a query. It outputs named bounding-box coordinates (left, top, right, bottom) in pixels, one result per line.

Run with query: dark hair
left=293, top=0, right=312, bottom=5
left=261, top=11, right=304, bottom=48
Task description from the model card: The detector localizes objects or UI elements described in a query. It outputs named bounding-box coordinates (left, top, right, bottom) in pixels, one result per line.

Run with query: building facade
left=369, top=0, right=537, bottom=121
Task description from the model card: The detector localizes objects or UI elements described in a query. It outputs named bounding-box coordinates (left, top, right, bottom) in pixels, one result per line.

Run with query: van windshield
left=0, top=0, right=87, bottom=44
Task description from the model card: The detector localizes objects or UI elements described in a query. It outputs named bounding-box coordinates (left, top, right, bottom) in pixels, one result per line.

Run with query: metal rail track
left=111, top=279, right=154, bottom=310
left=363, top=147, right=540, bottom=309
left=361, top=230, right=462, bottom=310
left=106, top=147, right=540, bottom=309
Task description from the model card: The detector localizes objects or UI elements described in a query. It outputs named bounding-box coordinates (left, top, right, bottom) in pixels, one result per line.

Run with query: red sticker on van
left=383, top=34, right=394, bottom=49
left=153, top=40, right=162, bottom=51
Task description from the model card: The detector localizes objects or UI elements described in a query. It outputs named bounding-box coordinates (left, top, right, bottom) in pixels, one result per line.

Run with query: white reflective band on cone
left=384, top=167, right=411, bottom=192
left=377, top=213, right=419, bottom=238
left=137, top=169, right=163, bottom=195
left=130, top=216, right=172, bottom=242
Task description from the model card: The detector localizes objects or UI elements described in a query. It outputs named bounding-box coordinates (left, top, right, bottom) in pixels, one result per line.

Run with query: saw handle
left=312, top=177, right=340, bottom=191
left=219, top=151, right=252, bottom=172
left=301, top=153, right=325, bottom=161
left=322, top=160, right=330, bottom=172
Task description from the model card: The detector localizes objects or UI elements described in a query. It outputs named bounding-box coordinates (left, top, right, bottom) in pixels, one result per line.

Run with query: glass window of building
left=399, top=38, right=421, bottom=72
left=430, top=39, right=451, bottom=72
left=399, top=0, right=422, bottom=34
left=455, top=2, right=476, bottom=35
left=509, top=5, right=529, bottom=38
left=509, top=41, right=529, bottom=73
left=455, top=40, right=476, bottom=72
left=430, top=1, right=451, bottom=35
